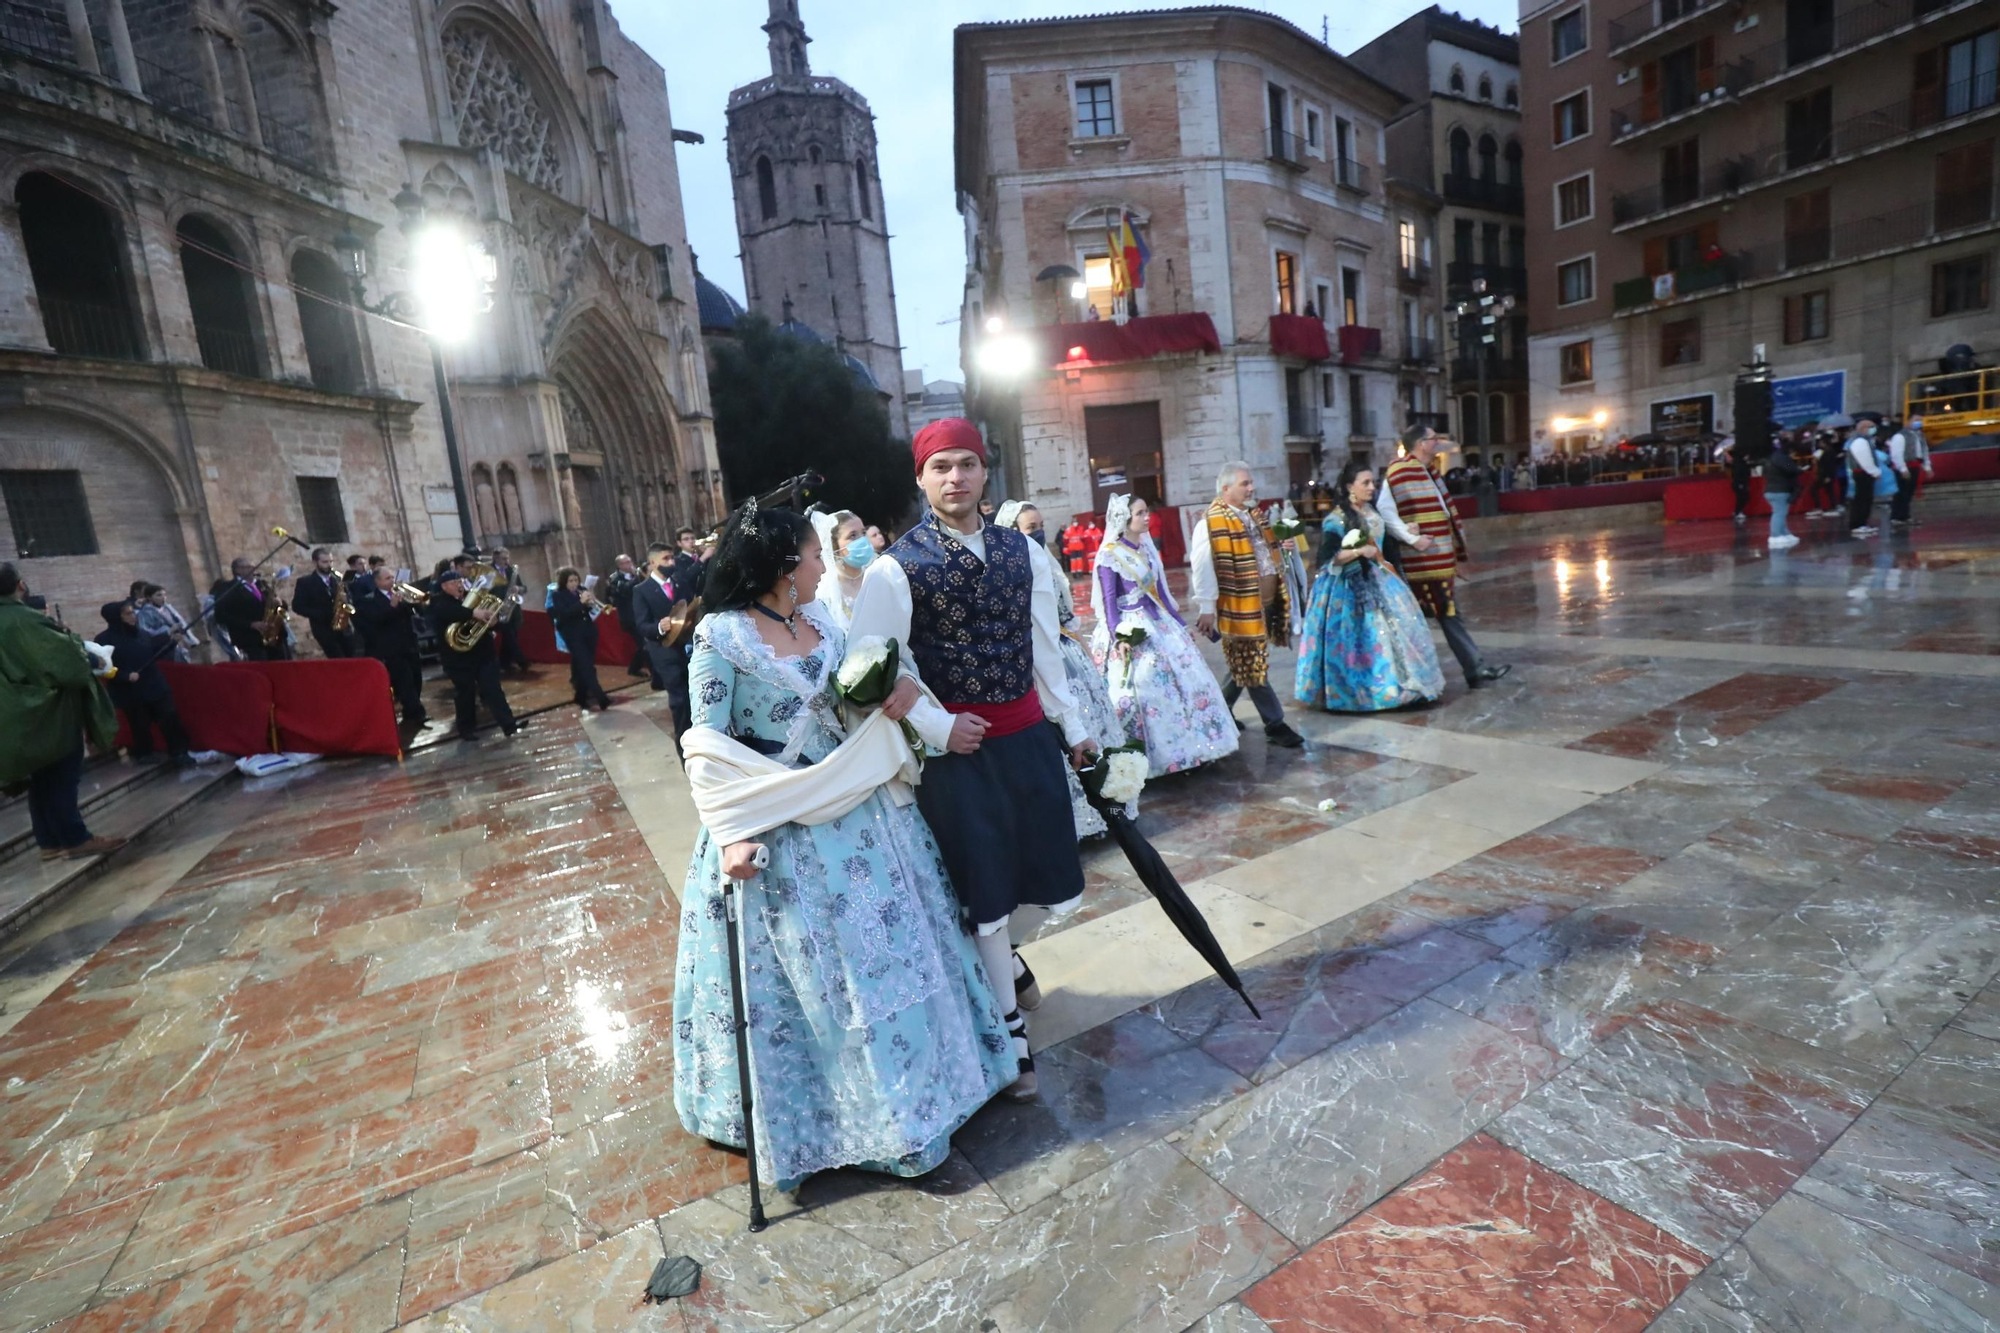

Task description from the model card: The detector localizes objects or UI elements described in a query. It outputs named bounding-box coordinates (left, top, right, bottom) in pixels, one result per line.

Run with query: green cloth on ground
left=0, top=595, right=117, bottom=787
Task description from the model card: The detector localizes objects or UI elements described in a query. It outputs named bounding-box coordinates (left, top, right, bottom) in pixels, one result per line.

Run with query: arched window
left=855, top=158, right=873, bottom=221
left=1477, top=133, right=1499, bottom=182
left=814, top=182, right=827, bottom=208
left=290, top=250, right=361, bottom=392
left=177, top=215, right=262, bottom=377
left=16, top=172, right=142, bottom=360
left=497, top=463, right=524, bottom=532
left=243, top=10, right=320, bottom=167
left=1448, top=127, right=1472, bottom=180
left=470, top=463, right=500, bottom=539
left=1448, top=65, right=1465, bottom=94
left=441, top=19, right=567, bottom=194
left=1478, top=74, right=1493, bottom=102
left=1505, top=82, right=1520, bottom=109
left=808, top=144, right=822, bottom=165
left=1504, top=139, right=1524, bottom=186
left=756, top=155, right=777, bottom=221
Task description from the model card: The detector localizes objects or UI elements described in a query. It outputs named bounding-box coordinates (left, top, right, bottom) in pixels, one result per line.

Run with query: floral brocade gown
left=672, top=604, right=1018, bottom=1191
left=1092, top=538, right=1238, bottom=778
left=1293, top=509, right=1446, bottom=712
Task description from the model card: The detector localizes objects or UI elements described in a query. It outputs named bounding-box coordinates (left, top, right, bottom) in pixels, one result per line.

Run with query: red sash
left=943, top=691, right=1044, bottom=739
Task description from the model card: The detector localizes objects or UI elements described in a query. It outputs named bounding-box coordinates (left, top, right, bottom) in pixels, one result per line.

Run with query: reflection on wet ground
left=3, top=510, right=1997, bottom=1331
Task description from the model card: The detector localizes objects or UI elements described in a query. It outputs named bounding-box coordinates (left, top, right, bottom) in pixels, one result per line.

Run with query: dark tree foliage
left=708, top=315, right=916, bottom=526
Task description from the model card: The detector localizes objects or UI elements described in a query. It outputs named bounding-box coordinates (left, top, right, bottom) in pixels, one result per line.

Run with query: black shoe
left=405, top=712, right=429, bottom=728
left=1001, top=1009, right=1037, bottom=1101
left=1263, top=722, right=1305, bottom=748
left=1467, top=664, right=1512, bottom=689
left=505, top=721, right=525, bottom=737
left=456, top=730, right=479, bottom=742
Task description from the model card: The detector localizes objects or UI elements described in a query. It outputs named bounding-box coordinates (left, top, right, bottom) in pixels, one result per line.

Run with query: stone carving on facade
left=442, top=20, right=565, bottom=194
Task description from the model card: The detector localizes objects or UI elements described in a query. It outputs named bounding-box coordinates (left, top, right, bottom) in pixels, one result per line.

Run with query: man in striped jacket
left=1191, top=462, right=1306, bottom=749
left=1380, top=425, right=1511, bottom=690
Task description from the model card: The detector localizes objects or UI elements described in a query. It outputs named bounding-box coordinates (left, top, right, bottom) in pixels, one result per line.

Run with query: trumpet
left=392, top=581, right=430, bottom=606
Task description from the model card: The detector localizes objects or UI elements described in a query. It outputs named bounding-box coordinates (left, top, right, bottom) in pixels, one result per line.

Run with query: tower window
left=856, top=158, right=873, bottom=220
left=756, top=156, right=777, bottom=221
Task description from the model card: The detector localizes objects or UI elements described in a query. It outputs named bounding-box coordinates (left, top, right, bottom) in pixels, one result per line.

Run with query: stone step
left=0, top=756, right=170, bottom=860
left=0, top=764, right=234, bottom=940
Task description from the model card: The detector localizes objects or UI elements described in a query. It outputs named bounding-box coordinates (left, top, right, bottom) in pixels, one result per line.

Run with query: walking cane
left=721, top=870, right=769, bottom=1233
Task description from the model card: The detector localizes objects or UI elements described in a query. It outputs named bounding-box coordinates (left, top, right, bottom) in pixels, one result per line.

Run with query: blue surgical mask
left=1025, top=529, right=1047, bottom=547
left=842, top=537, right=876, bottom=569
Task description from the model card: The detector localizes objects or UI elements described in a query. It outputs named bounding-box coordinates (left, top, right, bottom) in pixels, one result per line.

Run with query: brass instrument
left=257, top=576, right=289, bottom=646
left=331, top=567, right=354, bottom=633
left=444, top=562, right=508, bottom=652
left=392, top=581, right=430, bottom=606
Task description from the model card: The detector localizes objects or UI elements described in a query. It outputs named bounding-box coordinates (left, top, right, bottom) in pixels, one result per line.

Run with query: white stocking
left=974, top=926, right=1017, bottom=1017
left=1006, top=904, right=1050, bottom=950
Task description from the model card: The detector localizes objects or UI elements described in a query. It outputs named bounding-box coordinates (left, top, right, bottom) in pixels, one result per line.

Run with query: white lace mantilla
left=694, top=602, right=846, bottom=765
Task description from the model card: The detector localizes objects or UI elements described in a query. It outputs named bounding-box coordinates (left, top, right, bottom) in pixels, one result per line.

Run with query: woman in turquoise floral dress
left=673, top=506, right=1017, bottom=1191
left=1294, top=459, right=1447, bottom=712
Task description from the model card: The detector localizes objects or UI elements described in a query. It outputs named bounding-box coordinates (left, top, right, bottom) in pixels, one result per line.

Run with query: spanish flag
left=1118, top=211, right=1151, bottom=291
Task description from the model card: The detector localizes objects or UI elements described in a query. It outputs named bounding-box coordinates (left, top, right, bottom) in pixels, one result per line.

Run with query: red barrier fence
left=507, top=608, right=641, bottom=666
left=113, top=659, right=401, bottom=758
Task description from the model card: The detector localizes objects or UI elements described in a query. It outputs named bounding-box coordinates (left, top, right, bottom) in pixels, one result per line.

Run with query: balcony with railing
left=1397, top=259, right=1434, bottom=287
left=193, top=324, right=262, bottom=378
left=1440, top=174, right=1526, bottom=213
left=1401, top=336, right=1440, bottom=366
left=1349, top=407, right=1379, bottom=439
left=1286, top=401, right=1323, bottom=440
left=1268, top=127, right=1310, bottom=171
left=1446, top=261, right=1528, bottom=296
left=1337, top=325, right=1383, bottom=365
left=38, top=296, right=144, bottom=361
left=1610, top=62, right=1749, bottom=141
left=1450, top=352, right=1528, bottom=383
left=1612, top=255, right=1740, bottom=310
left=1608, top=0, right=1735, bottom=57
left=1612, top=73, right=2000, bottom=227
left=1405, top=411, right=1452, bottom=434
left=1333, top=156, right=1372, bottom=194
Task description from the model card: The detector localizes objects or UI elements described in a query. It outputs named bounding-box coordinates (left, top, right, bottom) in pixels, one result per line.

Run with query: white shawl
left=683, top=705, right=926, bottom=846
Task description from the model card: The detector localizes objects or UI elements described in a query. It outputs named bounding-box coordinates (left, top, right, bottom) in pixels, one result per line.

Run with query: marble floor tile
left=1954, top=981, right=2000, bottom=1041
left=1658, top=889, right=2000, bottom=1074
left=954, top=1010, right=1250, bottom=1213
left=1241, top=1135, right=1704, bottom=1333
left=1665, top=1193, right=2000, bottom=1332
left=0, top=1188, right=152, bottom=1333
left=399, top=1220, right=679, bottom=1333
left=1791, top=1028, right=2000, bottom=1286
left=1179, top=998, right=1558, bottom=1246
left=1532, top=776, right=1787, bottom=859
left=1183, top=1302, right=1278, bottom=1332
left=798, top=1139, right=1295, bottom=1333
left=1491, top=999, right=1882, bottom=1256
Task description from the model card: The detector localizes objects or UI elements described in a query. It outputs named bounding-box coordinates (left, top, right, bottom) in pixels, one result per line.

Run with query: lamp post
left=335, top=185, right=497, bottom=554
left=1455, top=278, right=1516, bottom=467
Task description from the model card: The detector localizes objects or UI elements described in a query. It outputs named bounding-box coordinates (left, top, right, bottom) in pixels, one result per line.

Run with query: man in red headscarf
left=848, top=418, right=1101, bottom=1103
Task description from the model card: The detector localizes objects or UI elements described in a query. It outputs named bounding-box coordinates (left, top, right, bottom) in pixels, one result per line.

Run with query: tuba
left=445, top=562, right=508, bottom=652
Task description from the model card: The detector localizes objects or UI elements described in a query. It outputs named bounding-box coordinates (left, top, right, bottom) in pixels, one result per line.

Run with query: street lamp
left=334, top=184, right=497, bottom=555
left=1455, top=277, right=1516, bottom=464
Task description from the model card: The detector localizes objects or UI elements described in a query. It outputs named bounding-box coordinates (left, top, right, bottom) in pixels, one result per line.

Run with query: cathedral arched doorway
left=548, top=307, right=685, bottom=574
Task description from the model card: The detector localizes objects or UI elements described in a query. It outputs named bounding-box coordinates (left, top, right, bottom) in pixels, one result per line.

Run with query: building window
left=1552, top=7, right=1588, bottom=62
left=1075, top=79, right=1116, bottom=137
left=755, top=156, right=777, bottom=221
left=814, top=182, right=827, bottom=208
left=1478, top=74, right=1494, bottom=102
left=1557, top=256, right=1594, bottom=305
left=1449, top=65, right=1466, bottom=94
left=1341, top=266, right=1362, bottom=325
left=1660, top=317, right=1702, bottom=366
left=296, top=476, right=349, bottom=544
left=1275, top=251, right=1298, bottom=315
left=1784, top=289, right=1830, bottom=342
left=1786, top=88, right=1833, bottom=168
left=1936, top=140, right=1995, bottom=231
left=1, top=469, right=97, bottom=557
left=1559, top=339, right=1593, bottom=384
left=1314, top=281, right=1332, bottom=320
left=1784, top=188, right=1831, bottom=268
left=1661, top=136, right=1701, bottom=208
left=1942, top=30, right=1999, bottom=118
left=1556, top=173, right=1593, bottom=225
left=1553, top=91, right=1591, bottom=144
left=16, top=172, right=143, bottom=361
left=1305, top=107, right=1322, bottom=151
left=856, top=159, right=873, bottom=220
left=1083, top=254, right=1117, bottom=317
left=291, top=250, right=361, bottom=393
left=1932, top=254, right=1991, bottom=316
left=178, top=215, right=263, bottom=378
left=1399, top=219, right=1418, bottom=270
left=1505, top=82, right=1519, bottom=108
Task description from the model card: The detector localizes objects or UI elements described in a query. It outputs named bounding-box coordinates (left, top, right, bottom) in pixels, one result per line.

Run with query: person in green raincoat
left=0, top=563, right=124, bottom=860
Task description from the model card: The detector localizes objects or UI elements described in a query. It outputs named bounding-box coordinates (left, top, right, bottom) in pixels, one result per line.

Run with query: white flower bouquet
left=1080, top=741, right=1149, bottom=808
left=1114, top=616, right=1150, bottom=647
left=832, top=636, right=922, bottom=752
left=1340, top=526, right=1365, bottom=549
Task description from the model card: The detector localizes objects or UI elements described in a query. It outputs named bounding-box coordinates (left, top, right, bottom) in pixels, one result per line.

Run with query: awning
left=1035, top=313, right=1221, bottom=368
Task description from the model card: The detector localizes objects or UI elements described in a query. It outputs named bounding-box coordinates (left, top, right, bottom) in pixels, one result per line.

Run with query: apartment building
left=1519, top=0, right=1998, bottom=451
left=1357, top=8, right=1531, bottom=460
left=953, top=9, right=1409, bottom=526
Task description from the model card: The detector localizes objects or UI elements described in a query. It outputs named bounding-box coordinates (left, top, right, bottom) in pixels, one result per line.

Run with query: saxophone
left=331, top=570, right=354, bottom=633
left=257, top=577, right=289, bottom=646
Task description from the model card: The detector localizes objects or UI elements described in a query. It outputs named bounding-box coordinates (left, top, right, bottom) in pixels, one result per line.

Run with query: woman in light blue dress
left=673, top=506, right=1018, bottom=1191
left=1294, top=458, right=1447, bottom=712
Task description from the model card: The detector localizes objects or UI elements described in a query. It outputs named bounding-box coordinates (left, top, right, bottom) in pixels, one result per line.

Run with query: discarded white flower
left=836, top=636, right=891, bottom=691
left=1317, top=798, right=1339, bottom=812
left=1097, top=750, right=1149, bottom=806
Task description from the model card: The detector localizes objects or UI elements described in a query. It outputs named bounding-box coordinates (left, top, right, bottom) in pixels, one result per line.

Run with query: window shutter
left=1912, top=47, right=1941, bottom=127
left=1697, top=221, right=1719, bottom=251
left=1783, top=295, right=1802, bottom=343
left=1645, top=237, right=1668, bottom=275
left=1642, top=61, right=1661, bottom=121
left=1697, top=37, right=1717, bottom=94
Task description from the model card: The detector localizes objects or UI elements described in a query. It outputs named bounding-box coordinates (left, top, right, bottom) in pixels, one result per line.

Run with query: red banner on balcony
left=1035, top=313, right=1221, bottom=368
left=1337, top=325, right=1383, bottom=364
left=1268, top=314, right=1331, bottom=362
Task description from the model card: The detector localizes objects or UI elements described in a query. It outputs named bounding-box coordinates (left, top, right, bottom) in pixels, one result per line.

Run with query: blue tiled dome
left=696, top=272, right=746, bottom=334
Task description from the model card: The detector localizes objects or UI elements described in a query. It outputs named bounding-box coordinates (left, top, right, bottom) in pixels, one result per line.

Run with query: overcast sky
left=618, top=0, right=1519, bottom=386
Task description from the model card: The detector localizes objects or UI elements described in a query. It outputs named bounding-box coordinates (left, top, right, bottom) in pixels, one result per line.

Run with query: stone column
left=229, top=39, right=263, bottom=147
left=195, top=29, right=229, bottom=128
left=103, top=0, right=142, bottom=93
left=0, top=203, right=55, bottom=352
left=61, top=0, right=102, bottom=77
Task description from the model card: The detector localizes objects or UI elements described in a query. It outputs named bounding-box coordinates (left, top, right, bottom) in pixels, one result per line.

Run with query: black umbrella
left=1077, top=751, right=1262, bottom=1019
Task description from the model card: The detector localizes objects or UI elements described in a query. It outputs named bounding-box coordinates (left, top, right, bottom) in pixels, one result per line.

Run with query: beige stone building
left=953, top=9, right=1410, bottom=528
left=0, top=0, right=720, bottom=629
left=1518, top=0, right=1998, bottom=452
left=1357, top=8, right=1529, bottom=461
left=726, top=1, right=909, bottom=438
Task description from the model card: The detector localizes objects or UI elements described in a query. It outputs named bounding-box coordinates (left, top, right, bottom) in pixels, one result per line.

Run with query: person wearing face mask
left=809, top=509, right=875, bottom=634
left=1846, top=417, right=1883, bottom=537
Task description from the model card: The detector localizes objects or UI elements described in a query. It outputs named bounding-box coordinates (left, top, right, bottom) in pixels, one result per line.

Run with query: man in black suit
left=427, top=568, right=519, bottom=740
left=355, top=568, right=427, bottom=728
left=291, top=547, right=357, bottom=658
left=668, top=527, right=705, bottom=609
left=631, top=541, right=691, bottom=747
left=604, top=552, right=645, bottom=677
left=489, top=546, right=533, bottom=675
left=214, top=557, right=277, bottom=661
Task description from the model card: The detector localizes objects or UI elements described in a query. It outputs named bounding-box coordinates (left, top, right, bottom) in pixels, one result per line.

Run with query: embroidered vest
left=892, top=517, right=1034, bottom=705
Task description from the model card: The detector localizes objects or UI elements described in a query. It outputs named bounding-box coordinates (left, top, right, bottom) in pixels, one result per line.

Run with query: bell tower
left=725, top=0, right=910, bottom=436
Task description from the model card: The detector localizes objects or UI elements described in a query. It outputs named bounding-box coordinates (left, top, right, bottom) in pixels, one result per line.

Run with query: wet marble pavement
left=3, top=510, right=1998, bottom=1331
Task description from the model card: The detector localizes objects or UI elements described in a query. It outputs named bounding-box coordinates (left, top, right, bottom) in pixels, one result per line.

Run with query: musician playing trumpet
left=428, top=567, right=520, bottom=741
left=355, top=567, right=429, bottom=730
left=550, top=567, right=613, bottom=713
